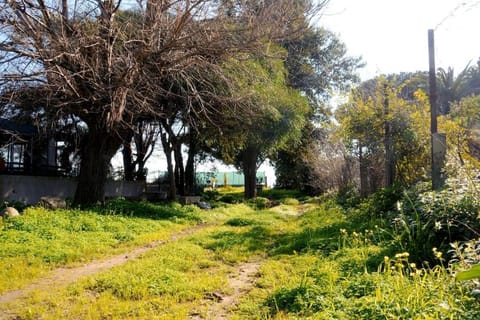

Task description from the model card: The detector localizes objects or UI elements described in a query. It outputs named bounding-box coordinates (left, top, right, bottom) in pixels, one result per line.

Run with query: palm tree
left=437, top=66, right=471, bottom=114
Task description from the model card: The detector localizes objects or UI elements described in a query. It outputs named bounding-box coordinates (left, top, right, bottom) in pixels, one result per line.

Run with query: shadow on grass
left=269, top=218, right=397, bottom=273
left=203, top=216, right=349, bottom=256
left=269, top=221, right=351, bottom=256
left=201, top=211, right=394, bottom=273
left=205, top=225, right=272, bottom=253
left=94, top=198, right=202, bottom=221
left=258, top=189, right=307, bottom=201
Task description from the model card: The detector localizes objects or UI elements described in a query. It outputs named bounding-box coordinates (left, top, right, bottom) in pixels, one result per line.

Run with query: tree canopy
left=0, top=0, right=321, bottom=205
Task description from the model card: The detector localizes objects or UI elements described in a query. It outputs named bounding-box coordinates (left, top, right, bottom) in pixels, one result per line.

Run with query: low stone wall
left=0, top=175, right=144, bottom=205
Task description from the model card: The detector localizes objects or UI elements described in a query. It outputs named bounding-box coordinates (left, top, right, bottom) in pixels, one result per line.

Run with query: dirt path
left=0, top=223, right=209, bottom=319
left=188, top=204, right=308, bottom=319
left=191, top=260, right=262, bottom=320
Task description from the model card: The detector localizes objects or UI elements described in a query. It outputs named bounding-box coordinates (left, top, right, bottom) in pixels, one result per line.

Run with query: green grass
left=1, top=199, right=480, bottom=319
left=0, top=200, right=203, bottom=293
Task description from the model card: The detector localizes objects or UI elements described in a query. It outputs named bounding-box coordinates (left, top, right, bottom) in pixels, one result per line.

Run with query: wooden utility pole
left=428, top=29, right=446, bottom=190
left=384, top=83, right=395, bottom=187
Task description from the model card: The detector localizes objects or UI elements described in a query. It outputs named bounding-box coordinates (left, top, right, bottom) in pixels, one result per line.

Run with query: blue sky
left=320, top=0, right=480, bottom=80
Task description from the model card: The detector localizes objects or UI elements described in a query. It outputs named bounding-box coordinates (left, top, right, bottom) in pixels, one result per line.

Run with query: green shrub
left=224, top=217, right=256, bottom=227
left=357, top=184, right=404, bottom=219
left=391, top=180, right=480, bottom=264
left=281, top=198, right=300, bottom=206
left=100, top=198, right=200, bottom=221
left=266, top=283, right=323, bottom=315
left=259, top=189, right=304, bottom=200
left=202, top=189, right=220, bottom=202
left=218, top=193, right=242, bottom=204
left=339, top=179, right=480, bottom=264
left=248, top=197, right=270, bottom=210
left=335, top=183, right=361, bottom=209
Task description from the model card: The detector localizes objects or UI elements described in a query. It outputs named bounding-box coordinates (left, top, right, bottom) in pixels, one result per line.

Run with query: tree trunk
left=174, top=142, right=185, bottom=196
left=384, top=84, right=395, bottom=188
left=73, top=125, right=123, bottom=207
left=166, top=151, right=176, bottom=200
left=134, top=124, right=146, bottom=181
left=242, top=145, right=258, bottom=199
left=161, top=132, right=176, bottom=201
left=122, top=133, right=135, bottom=181
left=185, top=132, right=197, bottom=195
left=160, top=118, right=181, bottom=199
left=359, top=142, right=369, bottom=198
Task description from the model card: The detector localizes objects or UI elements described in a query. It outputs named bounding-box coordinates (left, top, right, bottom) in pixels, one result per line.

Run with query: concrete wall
left=0, top=175, right=144, bottom=205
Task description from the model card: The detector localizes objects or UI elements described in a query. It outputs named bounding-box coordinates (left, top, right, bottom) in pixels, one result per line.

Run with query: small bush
left=100, top=198, right=200, bottom=221
left=225, top=217, right=255, bottom=227
left=259, top=189, right=304, bottom=200
left=218, top=194, right=242, bottom=204
left=281, top=198, right=300, bottom=206
left=202, top=190, right=220, bottom=202
left=335, top=183, right=361, bottom=209
left=248, top=197, right=270, bottom=210
left=266, top=283, right=323, bottom=315
left=356, top=184, right=404, bottom=220
left=390, top=179, right=480, bottom=264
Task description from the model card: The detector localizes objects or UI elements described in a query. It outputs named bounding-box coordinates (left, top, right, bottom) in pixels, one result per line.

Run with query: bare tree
left=122, top=120, right=159, bottom=181
left=0, top=0, right=320, bottom=206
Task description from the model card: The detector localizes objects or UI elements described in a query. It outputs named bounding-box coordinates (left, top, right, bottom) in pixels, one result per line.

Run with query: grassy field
left=1, top=195, right=480, bottom=319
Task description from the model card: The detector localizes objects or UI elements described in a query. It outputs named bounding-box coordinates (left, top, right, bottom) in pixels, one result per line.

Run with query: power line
left=464, top=0, right=480, bottom=14
left=435, top=2, right=466, bottom=30
left=435, top=0, right=480, bottom=30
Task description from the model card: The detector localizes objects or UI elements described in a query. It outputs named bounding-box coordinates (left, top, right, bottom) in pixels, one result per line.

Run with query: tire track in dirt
left=190, top=260, right=261, bottom=320
left=0, top=223, right=210, bottom=319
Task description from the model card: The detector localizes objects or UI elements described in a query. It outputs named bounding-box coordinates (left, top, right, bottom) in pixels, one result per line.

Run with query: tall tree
left=202, top=55, right=309, bottom=198
left=122, top=120, right=159, bottom=181
left=283, top=27, right=362, bottom=117
left=154, top=60, right=245, bottom=200
left=273, top=27, right=362, bottom=192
